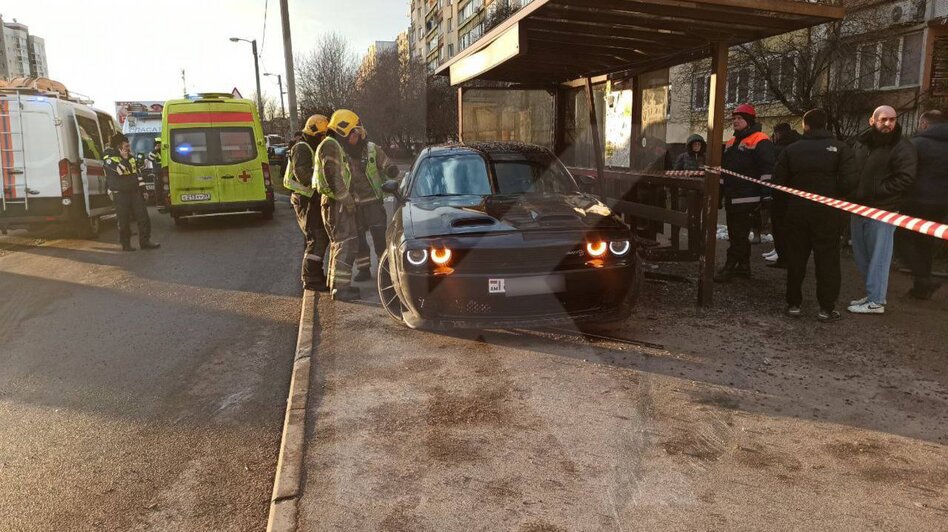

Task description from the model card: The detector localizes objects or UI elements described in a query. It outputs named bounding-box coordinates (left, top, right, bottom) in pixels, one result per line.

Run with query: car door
left=212, top=103, right=265, bottom=205
left=167, top=103, right=220, bottom=209
left=74, top=110, right=111, bottom=216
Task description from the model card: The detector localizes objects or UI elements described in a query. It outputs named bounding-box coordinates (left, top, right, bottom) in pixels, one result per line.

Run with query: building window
left=841, top=32, right=923, bottom=91
left=692, top=74, right=710, bottom=110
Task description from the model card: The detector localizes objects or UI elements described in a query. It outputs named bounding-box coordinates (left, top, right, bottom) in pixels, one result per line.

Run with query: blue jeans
left=851, top=216, right=896, bottom=305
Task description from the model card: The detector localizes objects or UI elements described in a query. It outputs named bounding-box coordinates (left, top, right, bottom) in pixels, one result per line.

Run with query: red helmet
left=733, top=103, right=757, bottom=117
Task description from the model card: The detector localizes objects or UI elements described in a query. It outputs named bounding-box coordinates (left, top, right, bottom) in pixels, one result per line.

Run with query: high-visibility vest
left=313, top=136, right=351, bottom=200
left=284, top=142, right=315, bottom=197
left=365, top=142, right=383, bottom=200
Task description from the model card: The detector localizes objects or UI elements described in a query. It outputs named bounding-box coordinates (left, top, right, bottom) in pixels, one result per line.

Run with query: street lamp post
left=264, top=73, right=286, bottom=119
left=229, top=37, right=265, bottom=122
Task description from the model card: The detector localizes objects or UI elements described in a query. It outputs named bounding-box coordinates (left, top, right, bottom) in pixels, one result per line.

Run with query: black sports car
left=377, top=142, right=642, bottom=330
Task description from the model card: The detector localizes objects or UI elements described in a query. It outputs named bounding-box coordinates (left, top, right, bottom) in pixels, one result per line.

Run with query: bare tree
left=484, top=0, right=520, bottom=33
left=296, top=33, right=357, bottom=117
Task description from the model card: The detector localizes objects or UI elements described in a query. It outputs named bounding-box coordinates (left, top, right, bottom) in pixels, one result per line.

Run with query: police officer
left=774, top=109, right=858, bottom=321
left=715, top=103, right=776, bottom=282
left=350, top=126, right=398, bottom=282
left=312, top=109, right=362, bottom=302
left=286, top=115, right=331, bottom=291
left=104, top=133, right=160, bottom=251
left=146, top=137, right=162, bottom=167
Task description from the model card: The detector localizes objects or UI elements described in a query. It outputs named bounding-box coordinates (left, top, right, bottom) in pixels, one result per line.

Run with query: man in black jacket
left=715, top=103, right=776, bottom=282
left=103, top=134, right=160, bottom=252
left=763, top=123, right=802, bottom=269
left=774, top=109, right=858, bottom=321
left=847, top=105, right=917, bottom=314
left=902, top=110, right=948, bottom=299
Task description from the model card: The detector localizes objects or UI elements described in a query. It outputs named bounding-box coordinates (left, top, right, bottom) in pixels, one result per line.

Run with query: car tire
left=261, top=208, right=274, bottom=221
left=172, top=215, right=188, bottom=227
left=377, top=250, right=407, bottom=324
left=74, top=212, right=100, bottom=239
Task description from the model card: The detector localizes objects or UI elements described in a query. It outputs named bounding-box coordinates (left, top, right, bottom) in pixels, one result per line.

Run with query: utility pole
left=181, top=69, right=187, bottom=97
left=229, top=38, right=265, bottom=121
left=265, top=73, right=286, bottom=118
left=279, top=0, right=299, bottom=133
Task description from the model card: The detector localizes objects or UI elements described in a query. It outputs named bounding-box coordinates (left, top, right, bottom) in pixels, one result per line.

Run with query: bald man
left=847, top=105, right=917, bottom=314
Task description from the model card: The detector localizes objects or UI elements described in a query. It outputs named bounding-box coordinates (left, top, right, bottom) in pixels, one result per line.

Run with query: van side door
left=74, top=110, right=111, bottom=216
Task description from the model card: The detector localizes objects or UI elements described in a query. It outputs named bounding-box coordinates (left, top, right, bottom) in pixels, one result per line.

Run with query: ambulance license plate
left=181, top=193, right=211, bottom=202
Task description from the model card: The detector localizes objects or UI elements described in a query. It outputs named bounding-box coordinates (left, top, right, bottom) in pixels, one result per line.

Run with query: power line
left=261, top=0, right=270, bottom=61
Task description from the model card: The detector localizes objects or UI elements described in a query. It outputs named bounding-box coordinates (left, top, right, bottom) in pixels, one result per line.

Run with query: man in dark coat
left=847, top=105, right=917, bottom=314
left=901, top=110, right=948, bottom=299
left=103, top=134, right=160, bottom=252
left=763, top=123, right=802, bottom=269
left=714, top=103, right=776, bottom=282
left=774, top=109, right=858, bottom=321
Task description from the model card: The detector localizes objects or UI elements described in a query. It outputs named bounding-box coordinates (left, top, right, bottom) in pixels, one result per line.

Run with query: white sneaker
left=764, top=253, right=779, bottom=262
left=762, top=249, right=777, bottom=259
left=849, top=296, right=869, bottom=306
left=847, top=301, right=885, bottom=314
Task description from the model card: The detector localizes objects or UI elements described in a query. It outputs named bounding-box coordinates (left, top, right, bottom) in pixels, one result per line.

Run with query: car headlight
left=586, top=240, right=608, bottom=258
left=431, top=247, right=452, bottom=266
left=609, top=239, right=631, bottom=256
left=406, top=249, right=429, bottom=266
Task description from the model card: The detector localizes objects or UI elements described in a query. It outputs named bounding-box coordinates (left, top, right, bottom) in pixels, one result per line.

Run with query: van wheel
left=261, top=208, right=274, bottom=221
left=75, top=214, right=100, bottom=239
left=173, top=215, right=188, bottom=227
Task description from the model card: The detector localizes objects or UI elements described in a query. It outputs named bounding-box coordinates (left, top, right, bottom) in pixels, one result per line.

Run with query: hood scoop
left=451, top=216, right=496, bottom=229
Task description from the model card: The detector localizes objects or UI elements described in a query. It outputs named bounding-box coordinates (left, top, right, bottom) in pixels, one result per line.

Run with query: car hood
left=405, top=194, right=625, bottom=238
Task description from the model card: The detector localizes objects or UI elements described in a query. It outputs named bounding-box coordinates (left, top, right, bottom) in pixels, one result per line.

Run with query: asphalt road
left=0, top=201, right=301, bottom=531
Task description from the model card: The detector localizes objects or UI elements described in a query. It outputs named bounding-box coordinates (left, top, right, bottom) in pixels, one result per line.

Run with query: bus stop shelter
left=436, top=0, right=844, bottom=305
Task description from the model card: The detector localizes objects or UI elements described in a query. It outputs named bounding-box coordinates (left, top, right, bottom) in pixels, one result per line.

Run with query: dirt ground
left=297, top=240, right=948, bottom=531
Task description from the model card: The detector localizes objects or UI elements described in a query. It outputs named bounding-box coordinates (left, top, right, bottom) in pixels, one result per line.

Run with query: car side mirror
left=382, top=179, right=402, bottom=199
left=385, top=165, right=400, bottom=179
left=576, top=174, right=597, bottom=193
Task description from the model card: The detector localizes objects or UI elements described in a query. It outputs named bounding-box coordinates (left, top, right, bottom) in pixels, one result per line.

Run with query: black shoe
left=818, top=309, right=841, bottom=322
left=331, top=287, right=361, bottom=302
left=353, top=269, right=371, bottom=282
left=908, top=280, right=942, bottom=300
left=714, top=263, right=737, bottom=283
left=767, top=260, right=788, bottom=269
left=732, top=263, right=751, bottom=278
left=121, top=243, right=136, bottom=252
left=140, top=241, right=161, bottom=250
left=304, top=276, right=330, bottom=292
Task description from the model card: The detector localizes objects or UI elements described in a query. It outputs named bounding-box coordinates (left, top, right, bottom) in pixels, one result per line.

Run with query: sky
left=3, top=0, right=409, bottom=117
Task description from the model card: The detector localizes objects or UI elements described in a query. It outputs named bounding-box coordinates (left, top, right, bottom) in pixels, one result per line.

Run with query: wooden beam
left=585, top=77, right=607, bottom=199
left=630, top=75, right=644, bottom=171
left=699, top=41, right=729, bottom=307
left=457, top=86, right=465, bottom=143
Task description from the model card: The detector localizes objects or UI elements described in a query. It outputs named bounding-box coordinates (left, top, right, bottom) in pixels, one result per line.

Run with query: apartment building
left=0, top=16, right=49, bottom=79
left=668, top=0, right=948, bottom=142
left=408, top=0, right=533, bottom=72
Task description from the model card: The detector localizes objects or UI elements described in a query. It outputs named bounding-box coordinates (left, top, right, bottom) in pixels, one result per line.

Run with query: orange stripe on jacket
left=725, top=131, right=770, bottom=150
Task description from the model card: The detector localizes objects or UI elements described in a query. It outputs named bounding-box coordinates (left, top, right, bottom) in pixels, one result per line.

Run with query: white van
left=0, top=82, right=117, bottom=238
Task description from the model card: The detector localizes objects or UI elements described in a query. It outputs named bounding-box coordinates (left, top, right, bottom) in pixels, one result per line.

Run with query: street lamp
left=263, top=73, right=286, bottom=119
left=229, top=37, right=264, bottom=122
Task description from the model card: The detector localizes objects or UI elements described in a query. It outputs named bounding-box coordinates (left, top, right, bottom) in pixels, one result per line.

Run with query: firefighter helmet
left=303, top=114, right=329, bottom=138
left=733, top=103, right=757, bottom=117
left=329, top=109, right=361, bottom=138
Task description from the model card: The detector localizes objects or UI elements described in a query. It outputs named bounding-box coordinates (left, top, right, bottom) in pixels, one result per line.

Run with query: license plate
left=491, top=275, right=566, bottom=297
left=181, top=193, right=211, bottom=202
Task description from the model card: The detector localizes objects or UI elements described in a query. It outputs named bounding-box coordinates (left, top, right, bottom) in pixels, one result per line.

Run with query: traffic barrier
left=699, top=166, right=948, bottom=241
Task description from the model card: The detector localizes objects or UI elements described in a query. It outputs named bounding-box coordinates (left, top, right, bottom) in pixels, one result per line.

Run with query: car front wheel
left=377, top=250, right=407, bottom=325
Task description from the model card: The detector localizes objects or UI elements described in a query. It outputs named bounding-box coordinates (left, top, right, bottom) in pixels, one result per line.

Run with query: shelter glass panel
left=461, top=88, right=554, bottom=149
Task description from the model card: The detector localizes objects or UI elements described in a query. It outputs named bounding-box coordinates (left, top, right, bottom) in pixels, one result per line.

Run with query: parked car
left=161, top=93, right=275, bottom=225
left=0, top=80, right=117, bottom=238
left=377, top=142, right=641, bottom=330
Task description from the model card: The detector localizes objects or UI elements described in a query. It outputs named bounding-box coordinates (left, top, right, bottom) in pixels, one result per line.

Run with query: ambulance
left=160, top=93, right=275, bottom=225
left=0, top=78, right=117, bottom=238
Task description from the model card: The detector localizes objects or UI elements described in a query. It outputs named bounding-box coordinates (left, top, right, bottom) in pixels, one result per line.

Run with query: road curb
left=266, top=289, right=316, bottom=532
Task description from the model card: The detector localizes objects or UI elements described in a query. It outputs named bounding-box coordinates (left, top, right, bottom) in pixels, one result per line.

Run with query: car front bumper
left=396, top=258, right=640, bottom=330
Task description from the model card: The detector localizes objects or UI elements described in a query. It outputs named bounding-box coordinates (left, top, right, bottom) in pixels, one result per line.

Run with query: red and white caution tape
left=663, top=170, right=706, bottom=177
left=704, top=166, right=948, bottom=241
